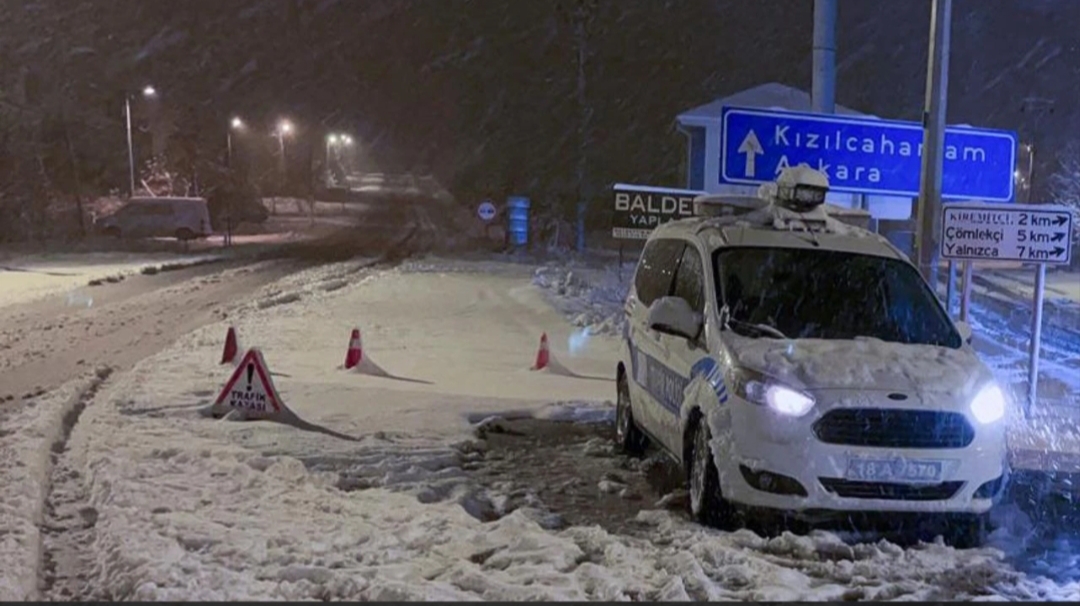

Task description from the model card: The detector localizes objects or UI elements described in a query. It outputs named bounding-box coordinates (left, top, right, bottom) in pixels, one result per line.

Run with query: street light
left=227, top=117, right=245, bottom=168
left=125, top=85, right=158, bottom=196
left=274, top=119, right=294, bottom=192
left=325, top=134, right=340, bottom=169
left=275, top=119, right=294, bottom=157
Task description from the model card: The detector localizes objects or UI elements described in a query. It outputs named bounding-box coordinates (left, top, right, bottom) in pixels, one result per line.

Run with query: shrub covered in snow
left=532, top=261, right=634, bottom=337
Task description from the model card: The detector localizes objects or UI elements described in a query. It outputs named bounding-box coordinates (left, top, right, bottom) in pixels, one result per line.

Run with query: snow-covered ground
left=3, top=255, right=1079, bottom=600
left=0, top=253, right=221, bottom=310
left=976, top=268, right=1080, bottom=309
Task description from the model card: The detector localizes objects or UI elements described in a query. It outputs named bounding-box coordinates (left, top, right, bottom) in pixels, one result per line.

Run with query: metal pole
left=914, top=0, right=953, bottom=292
left=125, top=96, right=135, bottom=197
left=278, top=132, right=287, bottom=196
left=959, top=261, right=973, bottom=323
left=946, top=261, right=958, bottom=316
left=811, top=0, right=838, bottom=113
left=1026, top=143, right=1036, bottom=204
left=1027, top=263, right=1047, bottom=417
left=227, top=131, right=233, bottom=169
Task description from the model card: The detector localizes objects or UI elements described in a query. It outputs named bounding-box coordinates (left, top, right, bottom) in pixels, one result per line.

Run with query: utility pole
left=914, top=0, right=953, bottom=290
left=572, top=0, right=596, bottom=253
left=1020, top=98, right=1055, bottom=203
left=556, top=0, right=597, bottom=253
left=811, top=0, right=837, bottom=114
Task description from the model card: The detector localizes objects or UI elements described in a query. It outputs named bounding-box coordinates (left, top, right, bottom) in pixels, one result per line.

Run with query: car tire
left=175, top=228, right=195, bottom=241
left=104, top=227, right=121, bottom=239
left=615, top=371, right=648, bottom=456
left=942, top=513, right=990, bottom=549
left=688, top=416, right=736, bottom=529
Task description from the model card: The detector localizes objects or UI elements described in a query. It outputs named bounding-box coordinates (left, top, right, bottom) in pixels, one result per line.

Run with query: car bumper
left=716, top=397, right=1008, bottom=517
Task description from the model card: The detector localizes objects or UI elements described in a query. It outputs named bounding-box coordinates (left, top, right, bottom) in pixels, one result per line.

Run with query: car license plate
left=845, top=457, right=944, bottom=483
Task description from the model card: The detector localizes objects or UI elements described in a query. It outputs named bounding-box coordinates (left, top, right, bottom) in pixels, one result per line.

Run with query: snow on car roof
left=653, top=202, right=906, bottom=261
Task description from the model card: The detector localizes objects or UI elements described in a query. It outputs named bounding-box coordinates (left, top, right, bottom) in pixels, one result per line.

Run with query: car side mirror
left=647, top=296, right=703, bottom=341
left=955, top=320, right=973, bottom=345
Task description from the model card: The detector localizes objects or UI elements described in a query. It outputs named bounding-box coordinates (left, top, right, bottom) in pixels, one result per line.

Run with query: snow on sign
left=477, top=200, right=497, bottom=222
left=612, top=183, right=705, bottom=240
left=941, top=202, right=1073, bottom=265
left=213, top=348, right=283, bottom=416
left=720, top=106, right=1018, bottom=201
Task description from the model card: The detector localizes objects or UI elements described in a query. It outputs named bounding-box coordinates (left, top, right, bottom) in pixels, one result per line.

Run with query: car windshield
left=714, top=246, right=961, bottom=348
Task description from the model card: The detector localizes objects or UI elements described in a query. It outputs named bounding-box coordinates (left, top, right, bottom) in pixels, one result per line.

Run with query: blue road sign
left=720, top=106, right=1018, bottom=201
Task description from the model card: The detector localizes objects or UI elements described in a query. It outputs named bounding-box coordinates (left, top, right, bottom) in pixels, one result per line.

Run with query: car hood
left=729, top=335, right=992, bottom=397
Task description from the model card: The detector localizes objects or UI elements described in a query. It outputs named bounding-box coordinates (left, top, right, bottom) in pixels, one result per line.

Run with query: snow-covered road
left=0, top=257, right=297, bottom=407
left=3, top=255, right=1079, bottom=600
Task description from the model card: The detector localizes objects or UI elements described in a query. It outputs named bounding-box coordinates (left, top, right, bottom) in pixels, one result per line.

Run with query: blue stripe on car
left=626, top=342, right=728, bottom=415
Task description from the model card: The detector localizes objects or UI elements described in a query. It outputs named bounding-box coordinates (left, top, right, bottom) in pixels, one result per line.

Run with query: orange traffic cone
left=221, top=326, right=239, bottom=365
left=530, top=332, right=550, bottom=371
left=344, top=328, right=363, bottom=370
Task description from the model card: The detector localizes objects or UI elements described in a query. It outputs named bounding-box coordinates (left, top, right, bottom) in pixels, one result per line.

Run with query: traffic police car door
left=626, top=238, right=684, bottom=445
left=660, top=243, right=722, bottom=451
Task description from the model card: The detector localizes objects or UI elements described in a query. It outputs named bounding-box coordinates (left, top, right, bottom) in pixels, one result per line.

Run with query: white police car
left=615, top=166, right=1009, bottom=545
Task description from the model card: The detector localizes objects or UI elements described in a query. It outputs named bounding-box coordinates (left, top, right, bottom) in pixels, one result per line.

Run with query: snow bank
left=0, top=367, right=109, bottom=601
left=533, top=261, right=634, bottom=338
left=0, top=253, right=221, bottom=310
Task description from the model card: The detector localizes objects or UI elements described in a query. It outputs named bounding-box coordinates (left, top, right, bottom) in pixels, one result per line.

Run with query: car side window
left=672, top=245, right=705, bottom=315
left=634, top=238, right=685, bottom=307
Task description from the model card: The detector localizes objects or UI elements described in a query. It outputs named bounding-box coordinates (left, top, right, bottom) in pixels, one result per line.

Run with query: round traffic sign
left=477, top=200, right=497, bottom=222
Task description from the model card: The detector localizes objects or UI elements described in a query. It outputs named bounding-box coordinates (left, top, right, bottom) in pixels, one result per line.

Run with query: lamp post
left=227, top=116, right=244, bottom=168
left=125, top=85, right=157, bottom=196
left=276, top=119, right=293, bottom=163
left=273, top=119, right=294, bottom=202
left=326, top=133, right=339, bottom=168
left=337, top=135, right=354, bottom=176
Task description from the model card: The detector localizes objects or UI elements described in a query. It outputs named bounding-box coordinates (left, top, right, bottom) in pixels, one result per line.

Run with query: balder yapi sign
left=611, top=184, right=705, bottom=240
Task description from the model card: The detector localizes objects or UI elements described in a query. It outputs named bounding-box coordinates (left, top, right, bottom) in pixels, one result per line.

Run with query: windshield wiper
left=727, top=317, right=788, bottom=340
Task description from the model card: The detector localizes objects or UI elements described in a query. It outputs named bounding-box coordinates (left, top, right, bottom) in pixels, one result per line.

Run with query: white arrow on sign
left=738, top=130, right=764, bottom=178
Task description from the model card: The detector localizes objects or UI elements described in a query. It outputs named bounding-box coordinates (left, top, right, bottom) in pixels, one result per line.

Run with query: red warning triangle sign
left=214, top=348, right=283, bottom=414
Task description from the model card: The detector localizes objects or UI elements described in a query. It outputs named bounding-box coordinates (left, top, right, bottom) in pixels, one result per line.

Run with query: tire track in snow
left=37, top=366, right=115, bottom=601
left=0, top=367, right=111, bottom=601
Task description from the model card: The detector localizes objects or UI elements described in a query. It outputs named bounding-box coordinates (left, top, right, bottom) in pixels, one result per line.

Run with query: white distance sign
left=941, top=202, right=1073, bottom=265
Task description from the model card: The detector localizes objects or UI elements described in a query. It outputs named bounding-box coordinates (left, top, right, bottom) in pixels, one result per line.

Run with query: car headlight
left=970, top=383, right=1006, bottom=424
left=735, top=371, right=815, bottom=417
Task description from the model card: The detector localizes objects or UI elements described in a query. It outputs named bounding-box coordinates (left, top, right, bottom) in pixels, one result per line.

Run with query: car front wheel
left=688, top=416, right=736, bottom=529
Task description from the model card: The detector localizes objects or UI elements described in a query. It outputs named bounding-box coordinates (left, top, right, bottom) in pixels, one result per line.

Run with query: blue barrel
left=507, top=196, right=530, bottom=247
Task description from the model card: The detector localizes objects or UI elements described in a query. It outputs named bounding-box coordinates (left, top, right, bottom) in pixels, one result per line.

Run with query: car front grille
left=819, top=478, right=964, bottom=501
left=813, top=408, right=975, bottom=449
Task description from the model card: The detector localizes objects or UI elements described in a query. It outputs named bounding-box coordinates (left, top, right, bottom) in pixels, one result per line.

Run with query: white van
left=615, top=167, right=1009, bottom=547
left=94, top=197, right=213, bottom=241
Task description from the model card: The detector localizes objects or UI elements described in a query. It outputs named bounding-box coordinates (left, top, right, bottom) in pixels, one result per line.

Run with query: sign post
left=719, top=106, right=1018, bottom=201
left=941, top=202, right=1073, bottom=416
left=959, top=261, right=973, bottom=323
left=1028, top=263, right=1047, bottom=417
